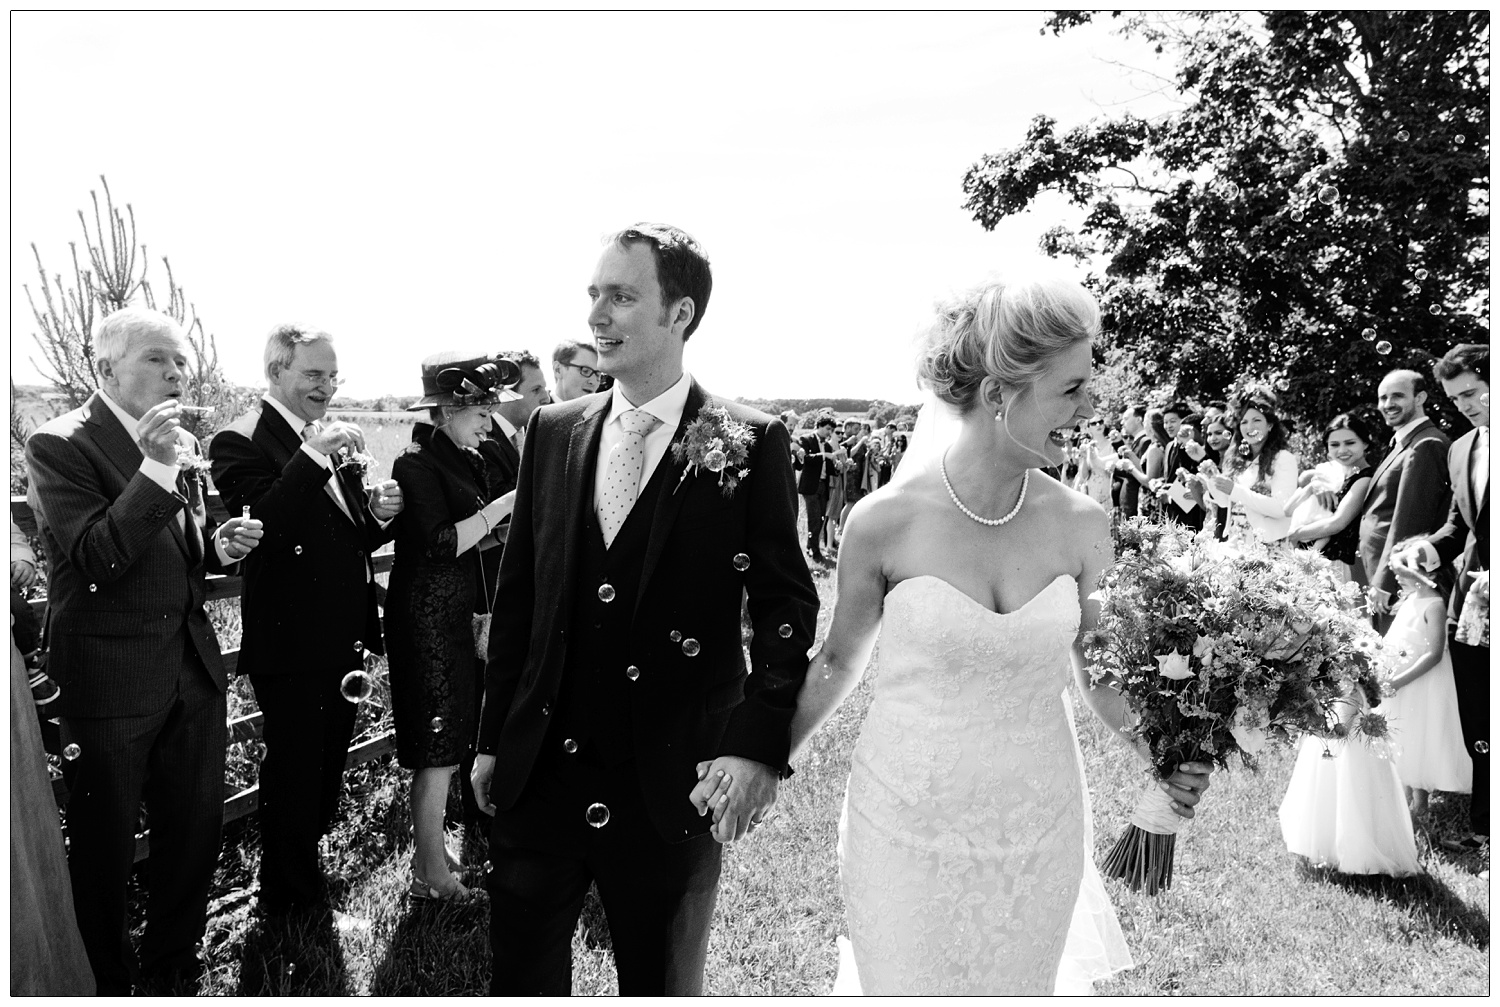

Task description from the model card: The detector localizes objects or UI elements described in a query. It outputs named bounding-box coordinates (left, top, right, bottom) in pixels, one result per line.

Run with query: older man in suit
left=471, top=223, right=818, bottom=994
left=209, top=324, right=403, bottom=918
left=1358, top=369, right=1452, bottom=632
left=795, top=413, right=839, bottom=563
left=1395, top=344, right=1490, bottom=851
left=25, top=307, right=262, bottom=993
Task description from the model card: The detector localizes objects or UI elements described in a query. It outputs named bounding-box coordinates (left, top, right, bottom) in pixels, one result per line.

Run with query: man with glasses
left=552, top=339, right=601, bottom=402
left=209, top=324, right=404, bottom=923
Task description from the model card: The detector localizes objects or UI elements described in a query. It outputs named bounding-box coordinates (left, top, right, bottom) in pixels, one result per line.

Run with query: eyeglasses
left=299, top=370, right=344, bottom=388
left=1086, top=419, right=1104, bottom=428
left=562, top=362, right=601, bottom=380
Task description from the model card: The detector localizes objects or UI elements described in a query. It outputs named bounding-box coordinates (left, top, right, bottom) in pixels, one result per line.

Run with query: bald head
left=1377, top=369, right=1427, bottom=429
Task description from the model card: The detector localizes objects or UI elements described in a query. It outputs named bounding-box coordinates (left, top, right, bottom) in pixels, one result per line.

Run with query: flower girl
left=1377, top=551, right=1472, bottom=820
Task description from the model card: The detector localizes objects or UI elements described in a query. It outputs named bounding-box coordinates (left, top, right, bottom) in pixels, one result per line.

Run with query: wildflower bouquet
left=1084, top=519, right=1392, bottom=895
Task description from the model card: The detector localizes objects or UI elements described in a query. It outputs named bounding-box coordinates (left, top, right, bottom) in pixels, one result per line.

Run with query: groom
left=472, top=223, right=819, bottom=995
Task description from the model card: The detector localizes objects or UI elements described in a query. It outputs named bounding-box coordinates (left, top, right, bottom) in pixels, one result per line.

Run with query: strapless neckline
left=887, top=573, right=1075, bottom=619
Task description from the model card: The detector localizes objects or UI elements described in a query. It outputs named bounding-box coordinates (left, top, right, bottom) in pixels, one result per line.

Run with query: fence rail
left=12, top=493, right=399, bottom=862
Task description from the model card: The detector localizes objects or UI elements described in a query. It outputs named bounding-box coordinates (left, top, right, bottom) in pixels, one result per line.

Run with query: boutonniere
left=174, top=442, right=212, bottom=478
left=335, top=447, right=377, bottom=484
left=671, top=405, right=755, bottom=497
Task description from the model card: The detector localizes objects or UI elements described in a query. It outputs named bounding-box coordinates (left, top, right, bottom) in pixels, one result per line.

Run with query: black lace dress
left=1319, top=464, right=1374, bottom=578
left=385, top=424, right=491, bottom=769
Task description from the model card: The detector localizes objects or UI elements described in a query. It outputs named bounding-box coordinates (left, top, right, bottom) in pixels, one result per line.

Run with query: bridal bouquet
left=1083, top=519, right=1393, bottom=895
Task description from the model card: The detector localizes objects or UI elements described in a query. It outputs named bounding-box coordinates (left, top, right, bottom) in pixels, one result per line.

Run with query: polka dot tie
left=599, top=409, right=661, bottom=548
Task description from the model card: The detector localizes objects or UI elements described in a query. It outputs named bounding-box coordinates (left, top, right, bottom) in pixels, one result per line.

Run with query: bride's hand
left=1159, top=761, right=1213, bottom=819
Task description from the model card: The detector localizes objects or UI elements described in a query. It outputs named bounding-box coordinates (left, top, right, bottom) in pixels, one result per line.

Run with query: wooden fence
left=12, top=492, right=399, bottom=862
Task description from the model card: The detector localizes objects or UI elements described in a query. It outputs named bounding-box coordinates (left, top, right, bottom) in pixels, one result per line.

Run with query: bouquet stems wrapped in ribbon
left=1085, top=519, right=1393, bottom=896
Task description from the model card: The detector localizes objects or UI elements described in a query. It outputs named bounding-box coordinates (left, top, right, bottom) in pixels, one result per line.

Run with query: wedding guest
left=1072, top=418, right=1117, bottom=507
left=839, top=419, right=869, bottom=531
left=387, top=354, right=516, bottom=900
left=10, top=530, right=94, bottom=995
left=1158, top=406, right=1205, bottom=530
left=823, top=434, right=850, bottom=554
left=1284, top=413, right=1378, bottom=584
left=210, top=323, right=399, bottom=920
left=1203, top=399, right=1228, bottom=426
left=1207, top=389, right=1300, bottom=546
left=27, top=308, right=262, bottom=993
left=1394, top=344, right=1488, bottom=851
left=796, top=414, right=838, bottom=563
left=551, top=340, right=601, bottom=402
left=862, top=432, right=885, bottom=496
left=1113, top=404, right=1151, bottom=517
left=1358, top=370, right=1451, bottom=632
left=1113, top=406, right=1167, bottom=519
left=1198, top=415, right=1234, bottom=539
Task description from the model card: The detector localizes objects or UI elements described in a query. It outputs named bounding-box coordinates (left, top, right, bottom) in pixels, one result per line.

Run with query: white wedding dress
left=832, top=573, right=1132, bottom=995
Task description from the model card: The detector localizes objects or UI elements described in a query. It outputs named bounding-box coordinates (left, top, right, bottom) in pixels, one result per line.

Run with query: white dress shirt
left=1388, top=415, right=1426, bottom=450
left=98, top=390, right=233, bottom=564
left=493, top=413, right=523, bottom=453
left=262, top=395, right=353, bottom=522
left=593, top=371, right=692, bottom=520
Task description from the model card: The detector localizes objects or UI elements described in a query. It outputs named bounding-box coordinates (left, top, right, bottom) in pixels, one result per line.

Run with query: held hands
left=215, top=516, right=265, bottom=560
left=688, top=756, right=780, bottom=843
left=1158, top=761, right=1214, bottom=819
left=306, top=420, right=366, bottom=457
left=367, top=479, right=404, bottom=521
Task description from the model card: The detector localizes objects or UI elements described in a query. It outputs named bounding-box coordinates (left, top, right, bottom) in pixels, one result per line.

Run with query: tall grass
left=174, top=562, right=1485, bottom=995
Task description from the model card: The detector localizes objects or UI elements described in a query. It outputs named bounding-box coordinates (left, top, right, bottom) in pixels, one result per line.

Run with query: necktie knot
left=619, top=409, right=660, bottom=438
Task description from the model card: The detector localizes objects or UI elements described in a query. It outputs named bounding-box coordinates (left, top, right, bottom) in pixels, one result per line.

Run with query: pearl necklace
left=940, top=450, right=1029, bottom=526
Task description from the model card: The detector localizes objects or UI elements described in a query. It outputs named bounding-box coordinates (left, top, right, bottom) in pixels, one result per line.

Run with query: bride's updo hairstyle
left=916, top=275, right=1101, bottom=414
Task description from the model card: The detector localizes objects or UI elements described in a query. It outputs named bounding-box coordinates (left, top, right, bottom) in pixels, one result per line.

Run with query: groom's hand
left=1160, top=761, right=1213, bottom=819
left=689, top=756, right=779, bottom=843
left=471, top=754, right=497, bottom=816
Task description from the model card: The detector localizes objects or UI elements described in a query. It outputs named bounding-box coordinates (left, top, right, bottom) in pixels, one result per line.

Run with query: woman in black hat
left=386, top=352, right=519, bottom=900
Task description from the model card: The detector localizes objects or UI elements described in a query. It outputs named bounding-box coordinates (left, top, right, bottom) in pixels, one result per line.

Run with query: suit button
left=541, top=703, right=551, bottom=716
left=88, top=584, right=97, bottom=593
left=626, top=665, right=640, bottom=681
left=294, top=545, right=303, bottom=555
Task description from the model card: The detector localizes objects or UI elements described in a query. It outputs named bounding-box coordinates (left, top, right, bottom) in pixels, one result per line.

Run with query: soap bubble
left=1456, top=134, right=1466, bottom=144
left=626, top=665, right=640, bottom=681
left=778, top=624, right=793, bottom=638
left=732, top=553, right=751, bottom=572
left=429, top=717, right=444, bottom=733
left=1360, top=327, right=1377, bottom=342
left=669, top=630, right=682, bottom=643
left=1414, top=268, right=1429, bottom=281
left=1375, top=340, right=1394, bottom=356
left=1222, top=181, right=1240, bottom=199
left=340, top=671, right=373, bottom=703
left=1428, top=304, right=1443, bottom=316
left=597, top=583, right=616, bottom=603
left=704, top=449, right=728, bottom=472
left=585, top=803, right=610, bottom=828
left=1289, top=206, right=1305, bottom=222
left=563, top=738, right=577, bottom=753
left=681, top=638, right=701, bottom=657
left=1396, top=129, right=1410, bottom=142
left=63, top=743, right=82, bottom=761
left=1316, top=184, right=1339, bottom=205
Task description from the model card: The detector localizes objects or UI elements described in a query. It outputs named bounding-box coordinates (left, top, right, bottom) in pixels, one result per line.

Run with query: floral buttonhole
left=672, top=405, right=755, bottom=498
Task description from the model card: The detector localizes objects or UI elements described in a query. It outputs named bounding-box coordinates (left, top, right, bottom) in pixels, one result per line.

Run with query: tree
left=22, top=176, right=254, bottom=441
left=961, top=11, right=1489, bottom=434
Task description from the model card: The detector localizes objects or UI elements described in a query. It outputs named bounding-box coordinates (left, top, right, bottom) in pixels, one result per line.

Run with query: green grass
left=172, top=560, right=1486, bottom=995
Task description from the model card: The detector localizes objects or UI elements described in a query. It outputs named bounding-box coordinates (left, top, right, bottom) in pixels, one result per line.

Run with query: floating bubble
left=625, top=665, right=640, bottom=681
left=1405, top=281, right=1422, bottom=295
left=1477, top=740, right=1490, bottom=755
left=1274, top=378, right=1290, bottom=392
left=1289, top=206, right=1305, bottom=222
left=563, top=738, right=577, bottom=754
left=1375, top=340, right=1394, bottom=356
left=63, top=743, right=81, bottom=761
left=1382, top=110, right=1391, bottom=119
left=1428, top=304, right=1443, bottom=316
left=669, top=630, right=682, bottom=643
left=1361, top=327, right=1377, bottom=342
left=704, top=449, right=728, bottom=472
left=732, top=553, right=750, bottom=571
left=778, top=624, right=793, bottom=638
left=597, top=583, right=616, bottom=604
left=1316, top=184, right=1339, bottom=205
left=585, top=802, right=611, bottom=828
left=1396, top=129, right=1410, bottom=142
left=1414, top=268, right=1429, bottom=281
left=353, top=640, right=363, bottom=653
left=88, top=584, right=98, bottom=593
left=429, top=717, right=444, bottom=733
left=681, top=638, right=701, bottom=657
left=1456, top=134, right=1466, bottom=144
left=1222, top=181, right=1240, bottom=199
left=340, top=670, right=373, bottom=703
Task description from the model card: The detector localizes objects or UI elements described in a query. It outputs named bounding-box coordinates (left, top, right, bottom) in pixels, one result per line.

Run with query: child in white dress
left=1377, top=556, right=1472, bottom=817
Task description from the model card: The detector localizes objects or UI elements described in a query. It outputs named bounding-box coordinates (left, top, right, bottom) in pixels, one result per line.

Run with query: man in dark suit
left=1358, top=369, right=1452, bottom=632
left=209, top=324, right=403, bottom=917
left=471, top=223, right=819, bottom=995
left=26, top=307, right=262, bottom=993
left=795, top=413, right=838, bottom=563
left=1395, top=344, right=1489, bottom=851
left=1113, top=404, right=1151, bottom=517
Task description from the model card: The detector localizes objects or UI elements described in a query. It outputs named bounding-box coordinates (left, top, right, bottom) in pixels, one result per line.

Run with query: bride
left=700, top=275, right=1213, bottom=994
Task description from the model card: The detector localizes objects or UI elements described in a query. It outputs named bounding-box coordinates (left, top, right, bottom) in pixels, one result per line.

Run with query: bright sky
left=10, top=12, right=1173, bottom=404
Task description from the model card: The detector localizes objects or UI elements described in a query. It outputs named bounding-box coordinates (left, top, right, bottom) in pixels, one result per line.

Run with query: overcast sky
left=10, top=12, right=1175, bottom=403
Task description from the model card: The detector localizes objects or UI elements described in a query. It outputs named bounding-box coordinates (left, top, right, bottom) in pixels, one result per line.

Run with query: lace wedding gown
left=833, top=573, right=1132, bottom=995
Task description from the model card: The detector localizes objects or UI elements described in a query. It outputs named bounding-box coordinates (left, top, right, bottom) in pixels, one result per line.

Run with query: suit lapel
left=84, top=394, right=196, bottom=561
left=634, top=380, right=708, bottom=623
left=563, top=398, right=610, bottom=612
left=261, top=402, right=358, bottom=525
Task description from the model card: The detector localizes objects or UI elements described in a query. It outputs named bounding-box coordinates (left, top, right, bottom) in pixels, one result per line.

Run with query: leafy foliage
left=963, top=12, right=1489, bottom=432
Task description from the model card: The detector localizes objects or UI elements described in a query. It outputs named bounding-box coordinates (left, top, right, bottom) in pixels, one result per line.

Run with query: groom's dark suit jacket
left=1428, top=426, right=1489, bottom=626
left=477, top=380, right=820, bottom=842
left=1358, top=417, right=1451, bottom=604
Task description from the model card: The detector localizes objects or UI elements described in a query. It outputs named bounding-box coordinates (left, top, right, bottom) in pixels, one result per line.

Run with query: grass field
left=165, top=557, right=1491, bottom=996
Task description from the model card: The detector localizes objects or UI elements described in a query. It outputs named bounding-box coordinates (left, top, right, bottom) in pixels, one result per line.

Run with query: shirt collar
left=97, top=389, right=145, bottom=435
left=492, top=413, right=520, bottom=439
left=605, top=370, right=692, bottom=432
left=1391, top=415, right=1425, bottom=446
left=263, top=394, right=315, bottom=435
